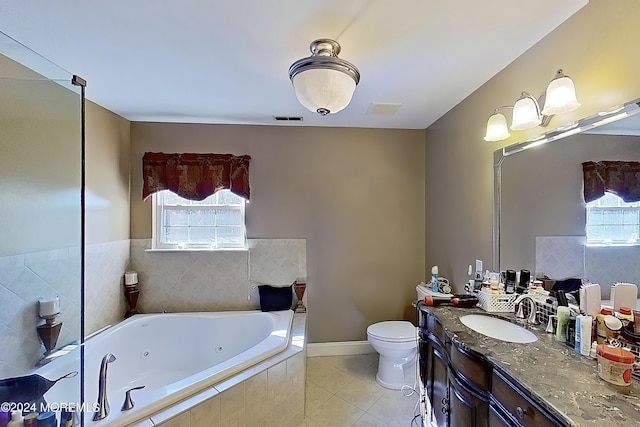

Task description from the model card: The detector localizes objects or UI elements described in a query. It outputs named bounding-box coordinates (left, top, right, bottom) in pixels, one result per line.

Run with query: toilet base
left=375, top=352, right=417, bottom=390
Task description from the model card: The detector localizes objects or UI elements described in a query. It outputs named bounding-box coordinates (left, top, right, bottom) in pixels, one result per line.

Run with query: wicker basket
left=476, top=291, right=548, bottom=313
left=476, top=292, right=518, bottom=312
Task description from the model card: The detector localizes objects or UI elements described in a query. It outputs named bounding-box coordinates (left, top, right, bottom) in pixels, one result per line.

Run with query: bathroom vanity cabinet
left=418, top=307, right=567, bottom=427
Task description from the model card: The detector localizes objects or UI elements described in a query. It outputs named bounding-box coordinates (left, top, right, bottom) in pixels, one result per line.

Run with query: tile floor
left=300, top=353, right=421, bottom=427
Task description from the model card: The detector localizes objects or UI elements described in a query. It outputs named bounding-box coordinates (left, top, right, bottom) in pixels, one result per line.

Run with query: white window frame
left=152, top=190, right=247, bottom=250
left=586, top=192, right=640, bottom=246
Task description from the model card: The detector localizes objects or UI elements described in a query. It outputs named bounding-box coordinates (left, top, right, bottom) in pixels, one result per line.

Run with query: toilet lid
left=367, top=321, right=417, bottom=342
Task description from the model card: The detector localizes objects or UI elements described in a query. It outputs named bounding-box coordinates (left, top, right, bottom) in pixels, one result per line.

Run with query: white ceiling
left=0, top=0, right=588, bottom=129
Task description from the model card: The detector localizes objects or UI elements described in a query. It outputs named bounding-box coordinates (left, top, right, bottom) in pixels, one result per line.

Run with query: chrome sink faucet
left=94, top=353, right=116, bottom=421
left=514, top=296, right=540, bottom=325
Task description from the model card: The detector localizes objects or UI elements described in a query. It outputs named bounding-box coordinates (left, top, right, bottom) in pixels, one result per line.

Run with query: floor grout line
left=303, top=354, right=419, bottom=427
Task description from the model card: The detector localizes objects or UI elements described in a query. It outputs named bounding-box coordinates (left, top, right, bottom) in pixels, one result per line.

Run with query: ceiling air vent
left=273, top=116, right=303, bottom=121
left=367, top=102, right=402, bottom=116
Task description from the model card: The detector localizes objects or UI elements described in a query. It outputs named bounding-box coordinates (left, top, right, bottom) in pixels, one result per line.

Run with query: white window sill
left=586, top=243, right=640, bottom=247
left=145, top=247, right=249, bottom=253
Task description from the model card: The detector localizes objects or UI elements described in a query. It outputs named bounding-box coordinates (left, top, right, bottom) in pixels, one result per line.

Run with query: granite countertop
left=419, top=305, right=640, bottom=426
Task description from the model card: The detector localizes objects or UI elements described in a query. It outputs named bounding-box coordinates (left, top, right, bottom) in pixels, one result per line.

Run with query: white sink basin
left=459, top=314, right=538, bottom=343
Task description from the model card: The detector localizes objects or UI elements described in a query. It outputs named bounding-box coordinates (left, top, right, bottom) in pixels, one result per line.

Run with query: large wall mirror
left=494, top=99, right=640, bottom=299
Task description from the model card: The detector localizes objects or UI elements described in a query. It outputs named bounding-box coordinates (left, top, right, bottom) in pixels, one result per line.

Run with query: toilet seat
left=367, top=321, right=417, bottom=343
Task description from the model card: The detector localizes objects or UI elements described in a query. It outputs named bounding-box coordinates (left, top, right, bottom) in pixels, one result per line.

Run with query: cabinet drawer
left=491, top=372, right=557, bottom=427
left=428, top=313, right=445, bottom=343
left=450, top=342, right=491, bottom=390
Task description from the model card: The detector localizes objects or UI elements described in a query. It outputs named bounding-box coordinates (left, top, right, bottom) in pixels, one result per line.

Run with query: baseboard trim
left=307, top=341, right=375, bottom=357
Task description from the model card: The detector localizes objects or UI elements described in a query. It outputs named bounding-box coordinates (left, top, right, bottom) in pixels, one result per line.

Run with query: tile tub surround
left=535, top=236, right=585, bottom=280
left=0, top=239, right=129, bottom=377
left=535, top=235, right=640, bottom=299
left=129, top=239, right=307, bottom=313
left=138, top=313, right=306, bottom=427
left=84, top=239, right=130, bottom=336
left=0, top=247, right=82, bottom=377
left=584, top=245, right=640, bottom=299
left=421, top=305, right=640, bottom=426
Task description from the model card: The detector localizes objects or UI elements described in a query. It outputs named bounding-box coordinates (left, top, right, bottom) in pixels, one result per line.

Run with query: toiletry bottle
left=504, top=270, right=516, bottom=294
left=7, top=411, right=22, bottom=427
left=556, top=306, right=570, bottom=342
left=516, top=269, right=530, bottom=294
left=23, top=413, right=38, bottom=426
left=618, top=306, right=634, bottom=322
left=574, top=314, right=582, bottom=352
left=589, top=341, right=598, bottom=359
left=596, top=308, right=614, bottom=344
left=565, top=316, right=576, bottom=347
left=580, top=316, right=593, bottom=356
left=431, top=266, right=439, bottom=293
left=37, top=411, right=57, bottom=427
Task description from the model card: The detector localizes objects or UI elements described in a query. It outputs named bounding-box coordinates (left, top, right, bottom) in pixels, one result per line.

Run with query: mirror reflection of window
left=586, top=192, right=640, bottom=246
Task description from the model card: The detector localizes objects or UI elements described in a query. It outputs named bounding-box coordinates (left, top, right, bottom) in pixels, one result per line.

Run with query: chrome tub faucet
left=93, top=353, right=116, bottom=421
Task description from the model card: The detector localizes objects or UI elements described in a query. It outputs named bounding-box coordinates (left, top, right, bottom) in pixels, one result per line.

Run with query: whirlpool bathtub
left=35, top=309, right=294, bottom=426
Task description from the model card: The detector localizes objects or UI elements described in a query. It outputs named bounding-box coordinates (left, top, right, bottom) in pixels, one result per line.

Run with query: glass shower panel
left=0, top=31, right=83, bottom=426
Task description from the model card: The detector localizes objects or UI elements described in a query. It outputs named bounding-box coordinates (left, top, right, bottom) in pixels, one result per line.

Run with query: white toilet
left=367, top=320, right=417, bottom=389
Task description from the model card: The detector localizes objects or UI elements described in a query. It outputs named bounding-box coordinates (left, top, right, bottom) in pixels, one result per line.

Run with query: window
left=586, top=192, right=640, bottom=246
left=153, top=189, right=246, bottom=249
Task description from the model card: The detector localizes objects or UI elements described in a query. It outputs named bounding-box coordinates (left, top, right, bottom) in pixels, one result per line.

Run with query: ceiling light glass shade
left=484, top=112, right=511, bottom=141
left=510, top=94, right=542, bottom=130
left=289, top=39, right=360, bottom=116
left=541, top=69, right=580, bottom=115
left=292, top=68, right=357, bottom=115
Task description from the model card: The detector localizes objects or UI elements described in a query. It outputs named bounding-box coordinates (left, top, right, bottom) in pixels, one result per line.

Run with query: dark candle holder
left=37, top=314, right=62, bottom=355
left=293, top=281, right=307, bottom=313
left=124, top=285, right=140, bottom=318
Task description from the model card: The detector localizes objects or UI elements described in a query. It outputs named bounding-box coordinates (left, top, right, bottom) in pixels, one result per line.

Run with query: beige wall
left=130, top=123, right=425, bottom=342
left=85, top=101, right=131, bottom=244
left=425, top=0, right=640, bottom=289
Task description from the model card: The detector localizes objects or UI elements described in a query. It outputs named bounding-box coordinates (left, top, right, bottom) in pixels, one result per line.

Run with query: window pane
left=217, top=226, right=243, bottom=245
left=190, top=226, right=215, bottom=243
left=164, top=226, right=188, bottom=243
left=190, top=210, right=215, bottom=226
left=163, top=191, right=184, bottom=206
left=155, top=190, right=246, bottom=248
left=165, top=209, right=189, bottom=226
left=586, top=225, right=603, bottom=241
left=191, top=193, right=217, bottom=206
left=216, top=208, right=243, bottom=225
left=219, top=190, right=243, bottom=205
left=603, top=209, right=623, bottom=225
left=587, top=209, right=603, bottom=225
left=623, top=209, right=639, bottom=224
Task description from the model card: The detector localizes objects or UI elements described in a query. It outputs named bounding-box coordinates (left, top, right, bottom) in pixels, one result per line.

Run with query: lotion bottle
left=580, top=316, right=593, bottom=356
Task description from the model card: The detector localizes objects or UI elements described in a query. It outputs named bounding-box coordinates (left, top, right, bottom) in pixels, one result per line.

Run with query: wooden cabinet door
left=448, top=369, right=490, bottom=427
left=420, top=335, right=449, bottom=427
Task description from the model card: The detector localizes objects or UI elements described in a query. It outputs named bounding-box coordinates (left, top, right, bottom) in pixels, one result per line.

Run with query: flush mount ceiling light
left=483, top=69, right=580, bottom=142
left=288, top=39, right=361, bottom=116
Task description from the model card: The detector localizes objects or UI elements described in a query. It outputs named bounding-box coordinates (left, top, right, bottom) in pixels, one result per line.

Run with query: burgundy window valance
left=142, top=152, right=251, bottom=201
left=582, top=160, right=640, bottom=203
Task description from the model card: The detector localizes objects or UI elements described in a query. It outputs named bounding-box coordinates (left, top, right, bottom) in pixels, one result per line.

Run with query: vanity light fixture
left=288, top=39, right=361, bottom=116
left=484, top=69, right=580, bottom=141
